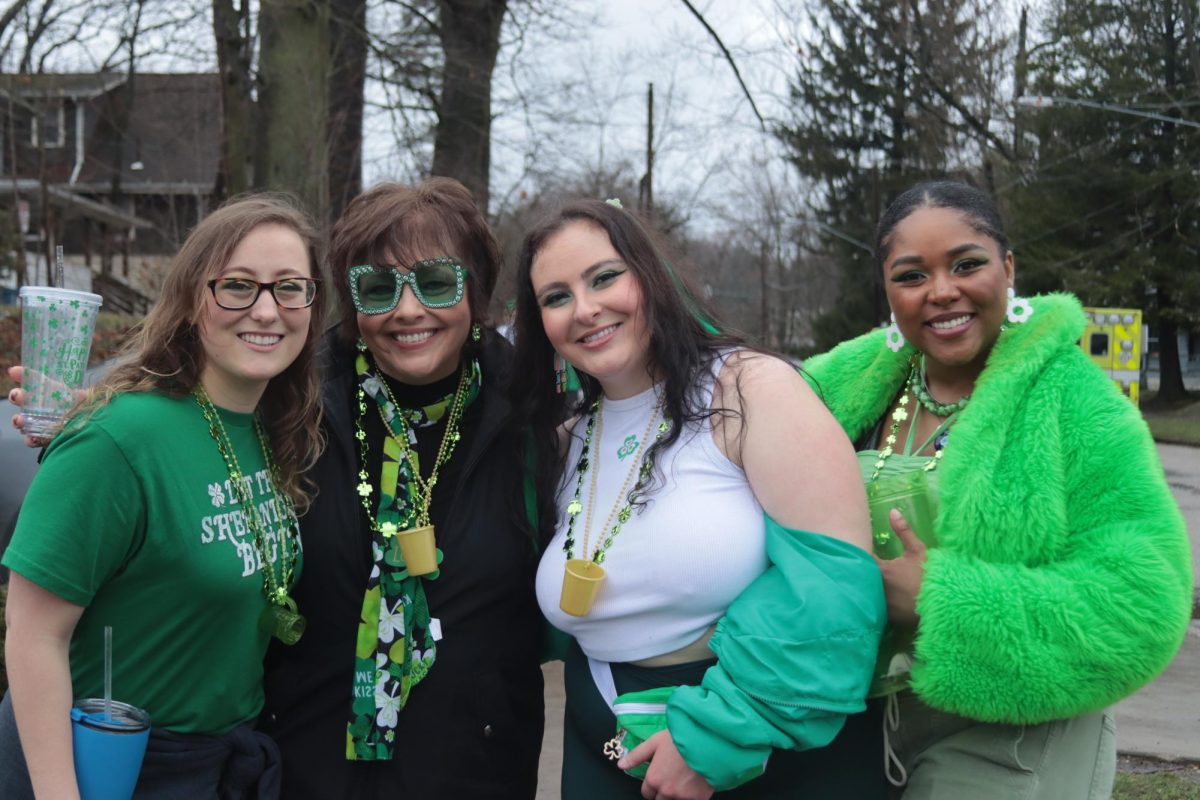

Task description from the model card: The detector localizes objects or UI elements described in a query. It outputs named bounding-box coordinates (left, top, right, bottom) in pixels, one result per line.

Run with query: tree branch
left=676, top=0, right=765, bottom=132
left=905, top=0, right=1014, bottom=162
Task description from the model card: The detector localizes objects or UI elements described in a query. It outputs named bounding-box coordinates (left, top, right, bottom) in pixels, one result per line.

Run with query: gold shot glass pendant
left=559, top=559, right=606, bottom=617
left=385, top=523, right=439, bottom=577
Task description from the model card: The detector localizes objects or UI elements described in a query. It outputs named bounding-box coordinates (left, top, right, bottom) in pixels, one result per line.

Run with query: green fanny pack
left=606, top=687, right=674, bottom=779
left=592, top=659, right=767, bottom=786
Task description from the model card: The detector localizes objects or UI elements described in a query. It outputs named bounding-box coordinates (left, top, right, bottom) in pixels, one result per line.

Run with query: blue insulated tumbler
left=70, top=699, right=150, bottom=800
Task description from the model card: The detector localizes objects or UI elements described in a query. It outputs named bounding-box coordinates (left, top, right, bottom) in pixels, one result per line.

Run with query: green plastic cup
left=867, top=470, right=937, bottom=560
left=18, top=286, right=102, bottom=439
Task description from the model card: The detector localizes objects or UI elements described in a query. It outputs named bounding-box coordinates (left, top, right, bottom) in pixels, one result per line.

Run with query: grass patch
left=1115, top=772, right=1200, bottom=799
left=1142, top=392, right=1200, bottom=447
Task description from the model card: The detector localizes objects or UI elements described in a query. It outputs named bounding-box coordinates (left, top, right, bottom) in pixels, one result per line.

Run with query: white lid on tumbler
left=19, top=286, right=103, bottom=307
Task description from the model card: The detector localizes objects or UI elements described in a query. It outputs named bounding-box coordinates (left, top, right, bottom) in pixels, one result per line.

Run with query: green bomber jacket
left=803, top=292, right=1192, bottom=724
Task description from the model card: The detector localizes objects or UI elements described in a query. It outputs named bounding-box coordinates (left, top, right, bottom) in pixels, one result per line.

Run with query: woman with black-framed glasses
left=207, top=276, right=322, bottom=310
left=1, top=195, right=328, bottom=799
left=259, top=178, right=546, bottom=799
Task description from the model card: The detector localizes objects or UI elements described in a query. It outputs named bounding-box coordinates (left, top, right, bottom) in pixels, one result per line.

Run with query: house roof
left=0, top=72, right=127, bottom=99
left=73, top=73, right=221, bottom=192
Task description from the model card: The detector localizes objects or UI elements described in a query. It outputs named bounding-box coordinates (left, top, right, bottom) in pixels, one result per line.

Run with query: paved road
left=1156, top=443, right=1200, bottom=611
left=536, top=442, right=1200, bottom=796
left=1115, top=442, right=1200, bottom=761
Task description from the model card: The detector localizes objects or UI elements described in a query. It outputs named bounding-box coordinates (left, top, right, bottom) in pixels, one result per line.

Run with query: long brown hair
left=72, top=194, right=328, bottom=508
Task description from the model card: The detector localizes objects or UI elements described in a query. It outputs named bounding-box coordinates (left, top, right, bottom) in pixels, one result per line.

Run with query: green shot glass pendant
left=258, top=588, right=306, bottom=645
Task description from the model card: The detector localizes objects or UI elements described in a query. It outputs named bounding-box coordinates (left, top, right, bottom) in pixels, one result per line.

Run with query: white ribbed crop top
left=534, top=355, right=768, bottom=663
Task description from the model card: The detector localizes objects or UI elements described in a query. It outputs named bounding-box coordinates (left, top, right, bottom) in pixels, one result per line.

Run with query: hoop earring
left=1006, top=287, right=1033, bottom=324
left=884, top=312, right=906, bottom=352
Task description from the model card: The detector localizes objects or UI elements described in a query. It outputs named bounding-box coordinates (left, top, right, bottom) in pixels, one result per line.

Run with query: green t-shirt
left=3, top=391, right=298, bottom=734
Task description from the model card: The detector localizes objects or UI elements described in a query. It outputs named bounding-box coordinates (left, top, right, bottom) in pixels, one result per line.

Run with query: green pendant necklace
left=193, top=386, right=305, bottom=645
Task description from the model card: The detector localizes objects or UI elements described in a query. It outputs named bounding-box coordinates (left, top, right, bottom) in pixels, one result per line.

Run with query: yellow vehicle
left=1080, top=307, right=1143, bottom=405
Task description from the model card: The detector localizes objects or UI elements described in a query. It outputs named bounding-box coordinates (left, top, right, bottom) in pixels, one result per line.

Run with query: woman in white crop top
left=512, top=199, right=887, bottom=800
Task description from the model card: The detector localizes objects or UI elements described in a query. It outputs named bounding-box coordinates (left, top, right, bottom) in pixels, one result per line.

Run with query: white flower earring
left=1006, top=287, right=1033, bottom=324
left=884, top=312, right=906, bottom=352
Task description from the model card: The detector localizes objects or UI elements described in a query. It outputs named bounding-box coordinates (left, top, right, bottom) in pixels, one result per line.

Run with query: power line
left=1017, top=95, right=1200, bottom=129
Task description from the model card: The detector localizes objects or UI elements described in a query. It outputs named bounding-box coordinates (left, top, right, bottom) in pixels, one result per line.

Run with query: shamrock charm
left=566, top=499, right=583, bottom=516
left=603, top=733, right=627, bottom=761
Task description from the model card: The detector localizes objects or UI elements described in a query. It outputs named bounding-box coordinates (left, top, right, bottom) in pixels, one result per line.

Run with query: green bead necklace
left=868, top=361, right=945, bottom=484
left=193, top=386, right=305, bottom=645
left=913, top=355, right=970, bottom=417
left=354, top=360, right=471, bottom=552
left=562, top=395, right=668, bottom=564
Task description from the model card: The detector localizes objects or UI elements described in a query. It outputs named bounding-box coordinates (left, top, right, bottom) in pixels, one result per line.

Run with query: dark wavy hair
left=512, top=200, right=747, bottom=531
left=72, top=193, right=328, bottom=509
left=875, top=180, right=1009, bottom=268
left=327, top=178, right=502, bottom=360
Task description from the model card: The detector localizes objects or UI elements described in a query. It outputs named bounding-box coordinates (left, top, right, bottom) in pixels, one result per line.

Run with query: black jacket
left=262, top=332, right=544, bottom=799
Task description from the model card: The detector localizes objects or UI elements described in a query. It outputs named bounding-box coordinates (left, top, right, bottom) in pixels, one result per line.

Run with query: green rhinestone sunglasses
left=348, top=257, right=466, bottom=315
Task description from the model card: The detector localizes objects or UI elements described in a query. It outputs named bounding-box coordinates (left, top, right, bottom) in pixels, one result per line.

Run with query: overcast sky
left=362, top=0, right=795, bottom=231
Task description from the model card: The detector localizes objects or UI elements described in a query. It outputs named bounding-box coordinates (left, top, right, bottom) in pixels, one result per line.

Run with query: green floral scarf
left=346, top=352, right=481, bottom=761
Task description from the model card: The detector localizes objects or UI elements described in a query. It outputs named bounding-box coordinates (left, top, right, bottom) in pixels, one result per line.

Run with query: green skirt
left=561, top=641, right=886, bottom=799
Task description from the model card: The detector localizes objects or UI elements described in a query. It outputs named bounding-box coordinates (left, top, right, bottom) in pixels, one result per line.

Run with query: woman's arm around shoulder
left=714, top=351, right=870, bottom=552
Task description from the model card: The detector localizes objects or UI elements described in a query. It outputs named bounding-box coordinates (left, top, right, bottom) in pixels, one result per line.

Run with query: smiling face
left=356, top=248, right=472, bottom=385
left=883, top=206, right=1014, bottom=385
left=530, top=220, right=653, bottom=400
left=198, top=223, right=313, bottom=411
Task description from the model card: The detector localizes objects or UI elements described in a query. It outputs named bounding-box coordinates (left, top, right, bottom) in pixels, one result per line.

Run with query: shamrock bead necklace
left=562, top=395, right=668, bottom=564
left=194, top=386, right=305, bottom=644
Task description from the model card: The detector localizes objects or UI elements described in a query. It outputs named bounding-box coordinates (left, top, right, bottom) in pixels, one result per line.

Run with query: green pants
left=883, top=691, right=1116, bottom=799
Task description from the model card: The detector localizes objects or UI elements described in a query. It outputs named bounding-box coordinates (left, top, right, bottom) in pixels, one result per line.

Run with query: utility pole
left=639, top=83, right=654, bottom=219
left=1013, top=6, right=1028, bottom=159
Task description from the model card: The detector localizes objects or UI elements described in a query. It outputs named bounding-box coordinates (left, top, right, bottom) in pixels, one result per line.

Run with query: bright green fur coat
left=804, top=293, right=1192, bottom=724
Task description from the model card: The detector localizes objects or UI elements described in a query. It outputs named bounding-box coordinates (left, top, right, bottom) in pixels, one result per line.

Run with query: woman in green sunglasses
left=259, top=179, right=546, bottom=798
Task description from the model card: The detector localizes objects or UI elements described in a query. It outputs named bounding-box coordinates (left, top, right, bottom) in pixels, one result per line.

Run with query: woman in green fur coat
left=803, top=180, right=1192, bottom=799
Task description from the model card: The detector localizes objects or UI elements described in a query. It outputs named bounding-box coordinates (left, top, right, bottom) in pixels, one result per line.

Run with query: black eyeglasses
left=207, top=277, right=320, bottom=310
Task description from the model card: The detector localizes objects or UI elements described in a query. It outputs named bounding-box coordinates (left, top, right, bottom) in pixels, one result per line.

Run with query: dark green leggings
left=561, top=642, right=887, bottom=799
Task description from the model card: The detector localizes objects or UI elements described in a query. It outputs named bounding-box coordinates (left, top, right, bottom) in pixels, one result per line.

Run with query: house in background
left=0, top=72, right=221, bottom=311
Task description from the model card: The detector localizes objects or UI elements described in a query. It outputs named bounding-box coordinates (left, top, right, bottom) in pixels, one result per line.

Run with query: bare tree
left=258, top=0, right=330, bottom=221
left=327, top=0, right=366, bottom=219
left=213, top=0, right=254, bottom=197
left=429, top=0, right=506, bottom=210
